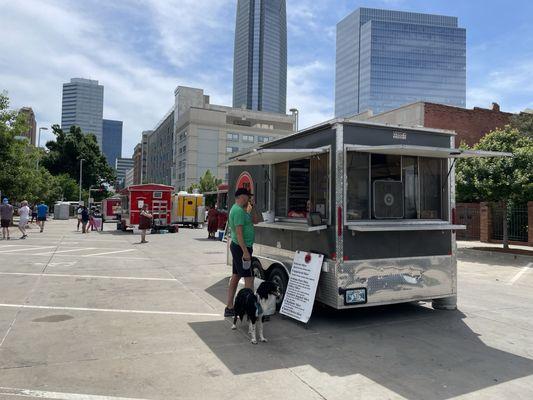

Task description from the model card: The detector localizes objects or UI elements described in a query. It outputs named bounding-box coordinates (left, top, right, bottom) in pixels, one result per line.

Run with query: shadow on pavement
left=193, top=278, right=533, bottom=400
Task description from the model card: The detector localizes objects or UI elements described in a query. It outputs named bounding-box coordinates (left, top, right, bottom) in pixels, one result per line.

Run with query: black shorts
left=230, top=241, right=253, bottom=278
left=1, top=219, right=10, bottom=228
left=37, top=216, right=46, bottom=222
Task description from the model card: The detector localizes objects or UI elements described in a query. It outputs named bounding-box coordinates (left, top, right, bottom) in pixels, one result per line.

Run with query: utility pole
left=79, top=159, right=85, bottom=204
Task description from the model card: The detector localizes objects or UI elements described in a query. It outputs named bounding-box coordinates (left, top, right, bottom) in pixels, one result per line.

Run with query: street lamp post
left=79, top=159, right=85, bottom=204
left=36, top=127, right=48, bottom=169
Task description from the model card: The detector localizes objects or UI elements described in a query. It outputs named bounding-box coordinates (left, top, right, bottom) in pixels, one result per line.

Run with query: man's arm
left=235, top=225, right=250, bottom=260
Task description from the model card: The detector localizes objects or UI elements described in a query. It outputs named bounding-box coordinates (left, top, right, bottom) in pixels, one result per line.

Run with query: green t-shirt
left=229, top=203, right=254, bottom=247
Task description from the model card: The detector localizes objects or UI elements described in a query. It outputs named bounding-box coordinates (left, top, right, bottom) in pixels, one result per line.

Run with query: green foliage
left=510, top=112, right=533, bottom=139
left=42, top=124, right=115, bottom=190
left=187, top=170, right=222, bottom=195
left=456, top=126, right=533, bottom=203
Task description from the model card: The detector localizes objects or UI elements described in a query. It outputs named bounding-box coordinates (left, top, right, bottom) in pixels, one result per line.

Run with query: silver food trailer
left=225, top=120, right=509, bottom=310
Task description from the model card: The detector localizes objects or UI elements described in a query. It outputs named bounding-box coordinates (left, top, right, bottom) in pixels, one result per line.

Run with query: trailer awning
left=346, top=144, right=512, bottom=158
left=222, top=146, right=330, bottom=166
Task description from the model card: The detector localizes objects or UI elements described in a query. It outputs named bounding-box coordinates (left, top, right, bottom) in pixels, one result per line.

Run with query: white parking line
left=0, top=386, right=150, bottom=400
left=81, top=249, right=135, bottom=257
left=0, top=246, right=55, bottom=253
left=0, top=272, right=176, bottom=282
left=0, top=303, right=222, bottom=317
left=506, top=263, right=532, bottom=285
left=33, top=247, right=97, bottom=255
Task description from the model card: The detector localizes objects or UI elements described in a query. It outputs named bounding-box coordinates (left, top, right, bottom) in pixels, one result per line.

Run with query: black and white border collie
left=231, top=281, right=281, bottom=344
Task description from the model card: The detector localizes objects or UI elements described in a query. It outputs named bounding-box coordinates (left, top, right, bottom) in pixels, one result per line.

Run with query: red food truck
left=118, top=184, right=174, bottom=232
left=102, top=197, right=122, bottom=221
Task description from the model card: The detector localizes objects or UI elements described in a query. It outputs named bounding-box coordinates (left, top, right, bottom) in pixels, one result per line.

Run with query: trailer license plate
left=344, top=288, right=367, bottom=305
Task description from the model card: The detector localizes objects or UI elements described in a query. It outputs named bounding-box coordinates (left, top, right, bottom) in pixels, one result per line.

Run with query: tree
left=456, top=126, right=533, bottom=248
left=510, top=112, right=533, bottom=139
left=42, top=125, right=115, bottom=192
left=187, top=170, right=222, bottom=207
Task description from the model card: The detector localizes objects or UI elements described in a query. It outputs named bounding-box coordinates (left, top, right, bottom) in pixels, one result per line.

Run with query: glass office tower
left=102, top=119, right=123, bottom=169
left=335, top=8, right=466, bottom=117
left=233, top=0, right=287, bottom=114
left=61, top=78, right=104, bottom=146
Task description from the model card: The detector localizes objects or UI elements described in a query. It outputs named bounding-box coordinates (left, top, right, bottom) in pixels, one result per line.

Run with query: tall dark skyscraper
left=232, top=0, right=287, bottom=114
left=102, top=119, right=123, bottom=169
left=335, top=8, right=466, bottom=117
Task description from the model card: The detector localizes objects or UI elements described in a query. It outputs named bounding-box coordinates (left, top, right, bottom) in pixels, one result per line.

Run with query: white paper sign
left=280, top=250, right=324, bottom=323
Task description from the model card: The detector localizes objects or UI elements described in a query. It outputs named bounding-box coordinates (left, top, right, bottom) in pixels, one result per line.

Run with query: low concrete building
left=353, top=101, right=513, bottom=146
left=171, top=86, right=296, bottom=191
left=115, top=157, right=134, bottom=188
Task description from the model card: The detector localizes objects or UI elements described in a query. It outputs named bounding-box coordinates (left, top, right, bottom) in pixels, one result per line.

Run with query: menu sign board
left=280, top=251, right=324, bottom=323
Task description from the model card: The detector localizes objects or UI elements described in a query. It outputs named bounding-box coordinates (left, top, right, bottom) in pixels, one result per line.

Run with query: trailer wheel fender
left=251, top=258, right=265, bottom=280
left=267, top=265, right=289, bottom=308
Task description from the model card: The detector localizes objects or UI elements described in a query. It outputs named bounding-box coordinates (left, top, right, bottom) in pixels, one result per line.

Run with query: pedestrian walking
left=0, top=198, right=14, bottom=240
left=88, top=207, right=96, bottom=231
left=30, top=204, right=37, bottom=223
left=225, top=188, right=261, bottom=317
left=36, top=201, right=48, bottom=233
left=93, top=209, right=103, bottom=231
left=17, top=200, right=30, bottom=239
left=81, top=206, right=90, bottom=233
left=76, top=204, right=83, bottom=231
left=138, top=204, right=153, bottom=244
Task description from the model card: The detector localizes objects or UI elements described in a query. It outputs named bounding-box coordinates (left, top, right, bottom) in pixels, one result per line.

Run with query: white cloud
left=287, top=61, right=333, bottom=128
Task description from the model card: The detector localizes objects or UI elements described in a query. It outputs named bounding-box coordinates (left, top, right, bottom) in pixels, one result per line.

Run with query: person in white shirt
left=76, top=205, right=83, bottom=231
left=17, top=200, right=30, bottom=239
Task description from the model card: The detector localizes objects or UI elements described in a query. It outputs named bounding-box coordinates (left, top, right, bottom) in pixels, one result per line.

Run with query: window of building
left=242, top=134, right=254, bottom=143
left=258, top=135, right=272, bottom=143
left=227, top=133, right=239, bottom=141
left=226, top=146, right=239, bottom=153
left=346, top=152, right=445, bottom=220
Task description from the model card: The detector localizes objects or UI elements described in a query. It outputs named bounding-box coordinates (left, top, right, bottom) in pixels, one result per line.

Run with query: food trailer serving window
left=346, top=152, right=446, bottom=220
left=274, top=153, right=330, bottom=220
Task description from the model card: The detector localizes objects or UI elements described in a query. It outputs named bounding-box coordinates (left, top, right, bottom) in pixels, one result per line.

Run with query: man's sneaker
left=224, top=307, right=235, bottom=317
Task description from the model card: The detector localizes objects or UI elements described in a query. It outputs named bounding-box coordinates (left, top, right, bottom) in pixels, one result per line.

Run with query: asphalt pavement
left=0, top=219, right=532, bottom=400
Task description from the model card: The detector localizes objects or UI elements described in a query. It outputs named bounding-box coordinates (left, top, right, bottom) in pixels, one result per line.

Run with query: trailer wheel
left=251, top=260, right=265, bottom=280
left=268, top=266, right=288, bottom=309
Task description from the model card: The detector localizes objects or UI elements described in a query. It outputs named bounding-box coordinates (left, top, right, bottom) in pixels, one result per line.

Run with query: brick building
left=355, top=102, right=513, bottom=146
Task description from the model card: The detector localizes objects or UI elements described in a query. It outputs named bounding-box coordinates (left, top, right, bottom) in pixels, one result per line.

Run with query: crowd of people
left=0, top=198, right=49, bottom=240
left=76, top=205, right=104, bottom=234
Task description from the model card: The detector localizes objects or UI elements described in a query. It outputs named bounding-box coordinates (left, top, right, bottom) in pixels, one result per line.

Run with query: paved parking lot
left=0, top=219, right=532, bottom=400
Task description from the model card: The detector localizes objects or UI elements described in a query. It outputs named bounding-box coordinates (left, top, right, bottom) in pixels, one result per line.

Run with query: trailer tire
left=268, top=266, right=288, bottom=309
left=251, top=259, right=265, bottom=280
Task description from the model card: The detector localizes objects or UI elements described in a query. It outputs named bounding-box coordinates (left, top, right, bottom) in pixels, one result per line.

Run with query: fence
left=456, top=203, right=480, bottom=240
left=491, top=203, right=529, bottom=243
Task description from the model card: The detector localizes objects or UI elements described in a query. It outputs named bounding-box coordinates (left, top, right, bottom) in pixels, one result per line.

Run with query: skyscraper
left=18, top=107, right=37, bottom=145
left=102, top=119, right=123, bottom=169
left=335, top=8, right=466, bottom=117
left=232, top=0, right=287, bottom=114
left=61, top=78, right=104, bottom=146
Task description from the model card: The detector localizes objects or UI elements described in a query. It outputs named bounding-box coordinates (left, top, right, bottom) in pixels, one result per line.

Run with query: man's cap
left=2, top=198, right=8, bottom=204
left=235, top=188, right=251, bottom=197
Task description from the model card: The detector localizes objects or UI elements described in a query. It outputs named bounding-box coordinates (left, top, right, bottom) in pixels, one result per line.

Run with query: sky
left=1, top=0, right=533, bottom=158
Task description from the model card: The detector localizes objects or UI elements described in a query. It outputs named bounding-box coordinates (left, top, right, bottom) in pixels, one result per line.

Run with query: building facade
left=61, top=78, right=104, bottom=146
left=335, top=8, right=466, bottom=117
left=115, top=157, right=134, bottom=188
left=102, top=119, right=123, bottom=169
left=233, top=0, right=287, bottom=114
left=146, top=110, right=174, bottom=186
left=354, top=101, right=512, bottom=146
left=132, top=132, right=149, bottom=185
left=172, top=86, right=295, bottom=191
left=18, top=107, right=37, bottom=145
left=124, top=167, right=134, bottom=188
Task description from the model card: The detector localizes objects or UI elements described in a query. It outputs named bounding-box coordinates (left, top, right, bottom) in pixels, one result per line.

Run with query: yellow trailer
left=172, top=191, right=205, bottom=227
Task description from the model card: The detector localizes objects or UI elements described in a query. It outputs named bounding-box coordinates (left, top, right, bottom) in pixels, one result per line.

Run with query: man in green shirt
left=225, top=188, right=260, bottom=317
